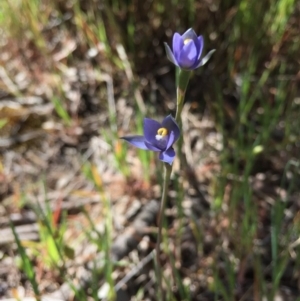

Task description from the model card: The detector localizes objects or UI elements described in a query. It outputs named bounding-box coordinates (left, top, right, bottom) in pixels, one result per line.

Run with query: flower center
left=184, top=38, right=192, bottom=45
left=156, top=127, right=168, bottom=141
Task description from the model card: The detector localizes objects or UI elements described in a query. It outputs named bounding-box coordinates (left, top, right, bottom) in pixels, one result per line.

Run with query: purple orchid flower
left=121, top=115, right=180, bottom=165
left=164, top=28, right=215, bottom=70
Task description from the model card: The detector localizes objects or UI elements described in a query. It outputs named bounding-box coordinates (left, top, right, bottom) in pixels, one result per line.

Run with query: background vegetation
left=0, top=0, right=300, bottom=300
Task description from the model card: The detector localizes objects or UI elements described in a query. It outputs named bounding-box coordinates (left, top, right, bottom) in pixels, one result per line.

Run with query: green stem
left=175, top=86, right=186, bottom=123
left=175, top=69, right=191, bottom=120
left=155, top=68, right=191, bottom=300
left=175, top=69, right=191, bottom=169
left=175, top=69, right=191, bottom=123
left=156, top=162, right=172, bottom=301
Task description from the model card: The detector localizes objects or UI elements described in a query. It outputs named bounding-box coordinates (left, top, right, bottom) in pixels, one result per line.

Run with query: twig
left=114, top=250, right=155, bottom=291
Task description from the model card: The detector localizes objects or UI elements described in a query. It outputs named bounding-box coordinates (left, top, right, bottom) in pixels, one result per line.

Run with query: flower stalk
left=155, top=68, right=192, bottom=300
left=155, top=162, right=172, bottom=300
left=175, top=69, right=191, bottom=123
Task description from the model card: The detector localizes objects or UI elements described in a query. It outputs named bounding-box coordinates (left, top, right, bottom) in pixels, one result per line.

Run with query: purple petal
left=197, top=36, right=204, bottom=60
left=178, top=40, right=198, bottom=69
left=143, top=118, right=161, bottom=145
left=145, top=141, right=161, bottom=152
left=164, top=43, right=179, bottom=66
left=166, top=131, right=175, bottom=150
left=182, top=29, right=199, bottom=55
left=172, top=33, right=183, bottom=61
left=161, top=115, right=180, bottom=143
left=159, top=148, right=176, bottom=164
left=194, top=49, right=216, bottom=68
left=182, top=28, right=197, bottom=43
left=121, top=135, right=149, bottom=150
